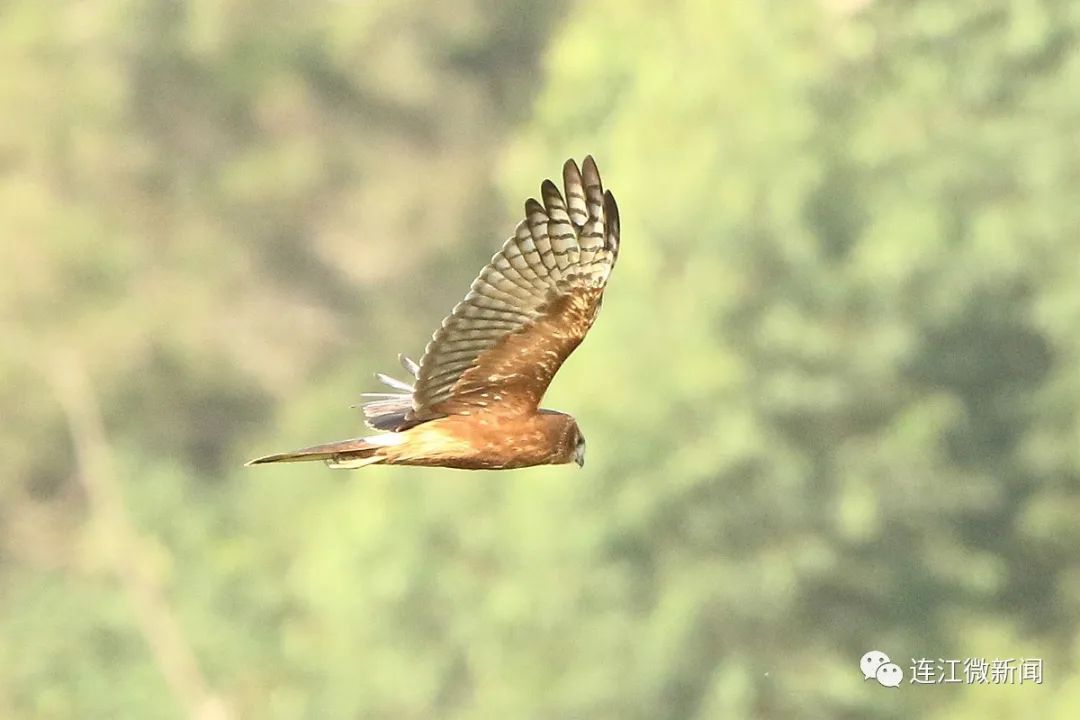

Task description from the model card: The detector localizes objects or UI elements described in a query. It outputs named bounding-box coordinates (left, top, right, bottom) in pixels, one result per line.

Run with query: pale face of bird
left=555, top=416, right=585, bottom=468
left=574, top=431, right=586, bottom=468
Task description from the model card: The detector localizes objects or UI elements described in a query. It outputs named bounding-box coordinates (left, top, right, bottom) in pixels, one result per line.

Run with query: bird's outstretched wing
left=405, top=156, right=620, bottom=422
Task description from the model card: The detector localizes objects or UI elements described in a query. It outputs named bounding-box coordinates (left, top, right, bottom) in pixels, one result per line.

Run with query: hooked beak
left=574, top=450, right=585, bottom=468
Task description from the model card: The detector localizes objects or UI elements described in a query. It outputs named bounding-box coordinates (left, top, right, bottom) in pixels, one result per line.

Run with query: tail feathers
left=326, top=454, right=383, bottom=470
left=398, top=353, right=420, bottom=377
left=359, top=397, right=413, bottom=431
left=246, top=436, right=388, bottom=468
left=353, top=354, right=421, bottom=431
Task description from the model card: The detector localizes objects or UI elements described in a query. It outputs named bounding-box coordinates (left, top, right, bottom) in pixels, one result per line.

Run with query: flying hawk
left=248, top=157, right=619, bottom=470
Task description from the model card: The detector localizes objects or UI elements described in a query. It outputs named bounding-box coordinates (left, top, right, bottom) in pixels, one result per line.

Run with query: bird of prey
left=248, top=156, right=619, bottom=470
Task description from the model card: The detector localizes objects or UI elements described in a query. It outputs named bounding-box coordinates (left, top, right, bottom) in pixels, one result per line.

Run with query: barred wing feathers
left=408, top=156, right=620, bottom=420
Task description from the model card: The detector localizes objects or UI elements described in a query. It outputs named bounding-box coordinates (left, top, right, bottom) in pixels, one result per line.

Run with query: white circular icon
left=875, top=662, right=903, bottom=688
left=860, top=650, right=890, bottom=680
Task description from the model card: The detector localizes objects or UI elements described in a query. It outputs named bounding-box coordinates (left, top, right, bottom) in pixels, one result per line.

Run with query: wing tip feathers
left=604, top=189, right=620, bottom=249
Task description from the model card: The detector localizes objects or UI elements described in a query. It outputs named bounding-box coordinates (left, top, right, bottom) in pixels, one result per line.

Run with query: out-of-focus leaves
left=3, top=0, right=1080, bottom=718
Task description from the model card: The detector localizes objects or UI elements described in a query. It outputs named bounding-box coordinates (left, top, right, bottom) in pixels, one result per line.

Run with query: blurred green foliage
left=3, top=0, right=1080, bottom=718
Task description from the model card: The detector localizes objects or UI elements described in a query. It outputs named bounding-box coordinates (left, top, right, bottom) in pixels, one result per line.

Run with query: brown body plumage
left=248, top=157, right=620, bottom=471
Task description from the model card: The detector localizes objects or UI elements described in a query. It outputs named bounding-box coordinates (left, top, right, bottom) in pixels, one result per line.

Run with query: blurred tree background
left=2, top=0, right=1079, bottom=717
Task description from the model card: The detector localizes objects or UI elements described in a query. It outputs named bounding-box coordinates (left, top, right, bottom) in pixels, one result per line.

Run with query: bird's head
left=542, top=410, right=587, bottom=469
left=573, top=429, right=586, bottom=468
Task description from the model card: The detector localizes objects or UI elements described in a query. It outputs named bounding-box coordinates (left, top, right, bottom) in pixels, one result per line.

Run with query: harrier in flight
left=248, top=157, right=619, bottom=470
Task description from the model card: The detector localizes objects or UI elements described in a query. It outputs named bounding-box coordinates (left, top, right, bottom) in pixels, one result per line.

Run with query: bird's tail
left=354, top=354, right=420, bottom=431
left=246, top=435, right=399, bottom=469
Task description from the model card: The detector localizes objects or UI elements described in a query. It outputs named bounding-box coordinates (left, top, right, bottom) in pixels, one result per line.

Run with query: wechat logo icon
left=861, top=650, right=903, bottom=688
